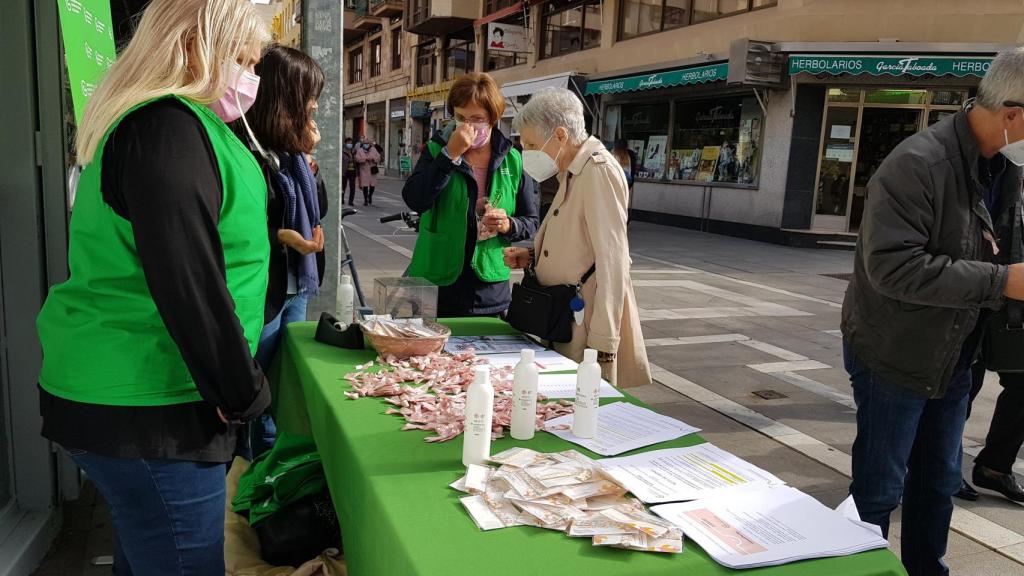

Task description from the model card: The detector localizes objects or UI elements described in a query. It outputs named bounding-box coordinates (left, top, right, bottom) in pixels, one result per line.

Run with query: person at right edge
left=403, top=72, right=539, bottom=317
left=841, top=49, right=1024, bottom=576
left=35, top=0, right=270, bottom=573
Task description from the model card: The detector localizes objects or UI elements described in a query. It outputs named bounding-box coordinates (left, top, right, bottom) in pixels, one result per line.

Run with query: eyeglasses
left=1004, top=100, right=1024, bottom=109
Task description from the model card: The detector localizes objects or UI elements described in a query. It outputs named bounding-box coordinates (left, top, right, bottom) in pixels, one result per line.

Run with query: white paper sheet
left=535, top=374, right=623, bottom=399
left=482, top=350, right=580, bottom=373
left=651, top=486, right=889, bottom=569
left=544, top=402, right=700, bottom=456
left=597, top=444, right=786, bottom=504
left=444, top=335, right=545, bottom=355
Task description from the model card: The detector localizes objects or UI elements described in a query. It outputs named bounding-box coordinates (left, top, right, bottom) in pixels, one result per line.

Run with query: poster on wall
left=644, top=135, right=668, bottom=175
left=669, top=149, right=700, bottom=181
left=696, top=146, right=721, bottom=182
left=628, top=140, right=646, bottom=169
left=57, top=0, right=118, bottom=124
left=487, top=23, right=530, bottom=53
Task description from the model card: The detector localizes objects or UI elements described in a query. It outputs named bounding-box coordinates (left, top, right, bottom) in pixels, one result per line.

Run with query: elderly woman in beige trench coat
left=504, top=88, right=652, bottom=388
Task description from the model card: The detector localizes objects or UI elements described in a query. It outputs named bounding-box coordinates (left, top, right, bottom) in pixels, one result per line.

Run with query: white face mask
left=522, top=132, right=563, bottom=182
left=1001, top=128, right=1024, bottom=166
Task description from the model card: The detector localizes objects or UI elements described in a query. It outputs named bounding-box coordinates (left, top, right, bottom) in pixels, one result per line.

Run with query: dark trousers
left=69, top=450, right=226, bottom=576
left=969, top=362, right=1024, bottom=475
left=845, top=340, right=971, bottom=576
left=343, top=172, right=357, bottom=205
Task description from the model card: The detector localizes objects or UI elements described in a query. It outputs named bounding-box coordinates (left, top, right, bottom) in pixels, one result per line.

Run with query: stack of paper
left=444, top=335, right=544, bottom=355
left=544, top=402, right=700, bottom=456
left=651, top=486, right=888, bottom=569
left=535, top=374, right=623, bottom=399
left=597, top=444, right=786, bottom=503
left=482, top=350, right=580, bottom=373
left=452, top=447, right=684, bottom=554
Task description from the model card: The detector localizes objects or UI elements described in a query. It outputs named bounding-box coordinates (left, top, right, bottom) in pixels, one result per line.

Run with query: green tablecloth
left=273, top=319, right=907, bottom=576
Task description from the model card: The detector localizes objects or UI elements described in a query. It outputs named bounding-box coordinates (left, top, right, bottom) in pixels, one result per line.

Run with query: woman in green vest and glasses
left=403, top=73, right=539, bottom=317
left=36, top=0, right=270, bottom=573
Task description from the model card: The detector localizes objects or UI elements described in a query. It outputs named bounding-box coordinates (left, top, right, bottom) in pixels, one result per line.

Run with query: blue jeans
left=845, top=340, right=971, bottom=576
left=237, top=293, right=308, bottom=461
left=68, top=450, right=226, bottom=576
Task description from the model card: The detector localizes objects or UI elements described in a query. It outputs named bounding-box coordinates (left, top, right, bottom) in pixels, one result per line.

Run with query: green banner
left=57, top=0, right=117, bottom=123
left=789, top=55, right=992, bottom=78
left=585, top=63, right=728, bottom=95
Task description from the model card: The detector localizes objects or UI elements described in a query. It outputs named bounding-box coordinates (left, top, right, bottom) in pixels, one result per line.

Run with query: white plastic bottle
left=463, top=366, right=495, bottom=466
left=336, top=275, right=355, bottom=326
left=511, top=349, right=539, bottom=440
left=572, top=349, right=601, bottom=439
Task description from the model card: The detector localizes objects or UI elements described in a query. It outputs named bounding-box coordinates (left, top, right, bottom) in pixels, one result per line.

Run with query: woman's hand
left=447, top=123, right=478, bottom=158
left=503, top=247, right=531, bottom=269
left=483, top=207, right=511, bottom=234
left=278, top=228, right=323, bottom=256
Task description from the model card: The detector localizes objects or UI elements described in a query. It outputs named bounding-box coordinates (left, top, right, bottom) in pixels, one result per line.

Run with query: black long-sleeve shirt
left=402, top=129, right=539, bottom=316
left=40, top=98, right=270, bottom=462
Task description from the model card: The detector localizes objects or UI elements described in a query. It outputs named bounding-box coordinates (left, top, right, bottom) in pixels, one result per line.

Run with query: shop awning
left=584, top=62, right=728, bottom=95
left=788, top=55, right=992, bottom=78
left=501, top=72, right=580, bottom=99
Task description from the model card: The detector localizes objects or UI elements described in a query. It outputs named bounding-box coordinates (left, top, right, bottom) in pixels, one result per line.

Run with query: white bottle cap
left=474, top=366, right=490, bottom=383
left=521, top=349, right=535, bottom=362
left=583, top=349, right=598, bottom=363
left=341, top=275, right=352, bottom=285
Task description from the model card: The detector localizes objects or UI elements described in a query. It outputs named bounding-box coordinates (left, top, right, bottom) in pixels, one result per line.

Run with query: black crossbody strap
left=1009, top=193, right=1023, bottom=328
left=580, top=265, right=596, bottom=286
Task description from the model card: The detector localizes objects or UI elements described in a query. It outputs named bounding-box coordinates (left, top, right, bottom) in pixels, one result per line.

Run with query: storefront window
left=370, top=38, right=382, bottom=77
left=619, top=103, right=670, bottom=179
left=864, top=88, right=927, bottom=105
left=827, top=88, right=860, bottom=103
left=349, top=49, right=363, bottom=84
left=670, top=95, right=763, bottom=184
left=416, top=41, right=435, bottom=86
left=931, top=90, right=967, bottom=106
left=541, top=0, right=600, bottom=59
left=445, top=38, right=475, bottom=80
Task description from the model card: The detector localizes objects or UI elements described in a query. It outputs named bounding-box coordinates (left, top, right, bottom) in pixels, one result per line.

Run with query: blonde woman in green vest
left=403, top=73, right=539, bottom=317
left=35, top=0, right=270, bottom=573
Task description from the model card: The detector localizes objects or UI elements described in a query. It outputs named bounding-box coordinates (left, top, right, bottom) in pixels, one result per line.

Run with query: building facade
left=343, top=0, right=1024, bottom=244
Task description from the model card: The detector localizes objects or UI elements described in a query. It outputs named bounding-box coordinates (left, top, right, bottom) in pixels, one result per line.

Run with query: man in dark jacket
left=842, top=50, right=1024, bottom=576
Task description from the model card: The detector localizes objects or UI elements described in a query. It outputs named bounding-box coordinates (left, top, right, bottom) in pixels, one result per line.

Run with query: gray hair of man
left=976, top=49, right=1024, bottom=110
left=512, top=88, right=589, bottom=145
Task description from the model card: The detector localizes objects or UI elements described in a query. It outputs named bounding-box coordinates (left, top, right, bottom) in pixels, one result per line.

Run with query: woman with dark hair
left=232, top=44, right=328, bottom=459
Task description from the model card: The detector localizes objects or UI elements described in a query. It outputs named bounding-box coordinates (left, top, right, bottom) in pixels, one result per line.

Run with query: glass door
left=848, top=108, right=923, bottom=232
left=813, top=106, right=859, bottom=231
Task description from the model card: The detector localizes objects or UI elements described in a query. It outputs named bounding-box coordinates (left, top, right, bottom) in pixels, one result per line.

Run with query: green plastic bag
left=233, top=432, right=328, bottom=526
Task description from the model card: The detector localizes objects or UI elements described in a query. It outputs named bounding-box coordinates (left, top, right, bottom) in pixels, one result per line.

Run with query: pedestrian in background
left=841, top=49, right=1024, bottom=576
left=356, top=139, right=381, bottom=205
left=403, top=72, right=538, bottom=317
left=231, top=44, right=328, bottom=461
left=343, top=136, right=358, bottom=206
left=35, top=0, right=271, bottom=573
left=504, top=88, right=651, bottom=388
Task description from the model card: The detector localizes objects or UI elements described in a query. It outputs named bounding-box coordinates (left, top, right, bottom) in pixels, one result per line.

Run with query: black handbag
left=370, top=165, right=379, bottom=175
left=507, top=264, right=595, bottom=343
left=986, top=201, right=1024, bottom=372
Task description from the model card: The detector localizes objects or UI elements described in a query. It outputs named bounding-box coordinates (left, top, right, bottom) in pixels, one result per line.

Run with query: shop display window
left=607, top=95, right=763, bottom=185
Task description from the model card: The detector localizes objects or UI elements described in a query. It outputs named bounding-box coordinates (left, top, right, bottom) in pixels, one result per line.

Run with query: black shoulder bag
left=507, top=264, right=595, bottom=343
left=986, top=198, right=1024, bottom=372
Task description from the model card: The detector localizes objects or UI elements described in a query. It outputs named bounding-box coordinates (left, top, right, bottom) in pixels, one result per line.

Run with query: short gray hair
left=977, top=49, right=1024, bottom=110
left=513, top=88, right=589, bottom=145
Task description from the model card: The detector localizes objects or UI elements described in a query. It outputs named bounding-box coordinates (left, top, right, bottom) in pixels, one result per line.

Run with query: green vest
left=37, top=96, right=269, bottom=407
left=406, top=142, right=521, bottom=286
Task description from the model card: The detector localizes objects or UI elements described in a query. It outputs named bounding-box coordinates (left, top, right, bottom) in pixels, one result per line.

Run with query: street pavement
left=32, top=176, right=1024, bottom=575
